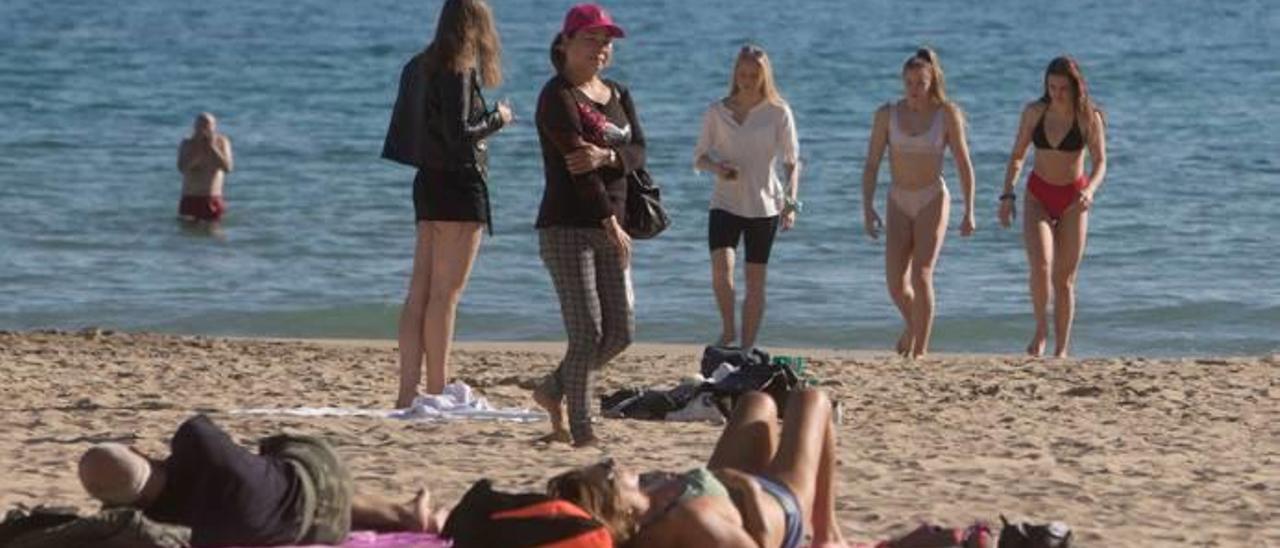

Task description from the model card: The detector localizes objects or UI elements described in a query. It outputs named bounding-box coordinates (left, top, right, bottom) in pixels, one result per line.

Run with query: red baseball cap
left=562, top=3, right=625, bottom=38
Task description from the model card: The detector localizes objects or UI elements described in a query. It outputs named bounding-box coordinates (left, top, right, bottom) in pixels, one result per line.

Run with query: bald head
left=78, top=443, right=152, bottom=506
left=194, top=112, right=217, bottom=134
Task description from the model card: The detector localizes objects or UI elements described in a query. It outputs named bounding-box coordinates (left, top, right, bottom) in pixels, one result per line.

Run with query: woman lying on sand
left=548, top=388, right=844, bottom=548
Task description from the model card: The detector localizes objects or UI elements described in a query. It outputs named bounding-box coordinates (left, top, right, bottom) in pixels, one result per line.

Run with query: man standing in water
left=177, top=112, right=233, bottom=222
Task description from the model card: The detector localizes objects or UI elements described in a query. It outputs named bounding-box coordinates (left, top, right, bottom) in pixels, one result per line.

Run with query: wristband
left=999, top=192, right=1017, bottom=202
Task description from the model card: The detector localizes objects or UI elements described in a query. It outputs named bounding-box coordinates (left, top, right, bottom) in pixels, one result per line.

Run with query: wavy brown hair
left=547, top=466, right=638, bottom=545
left=902, top=47, right=949, bottom=106
left=423, top=0, right=502, bottom=87
left=1040, top=55, right=1105, bottom=131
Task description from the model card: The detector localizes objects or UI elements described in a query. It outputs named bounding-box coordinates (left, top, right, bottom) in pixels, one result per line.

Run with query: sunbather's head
left=78, top=443, right=153, bottom=506
left=547, top=459, right=646, bottom=544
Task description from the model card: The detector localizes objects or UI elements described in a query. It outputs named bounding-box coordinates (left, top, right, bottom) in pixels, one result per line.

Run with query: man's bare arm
left=209, top=136, right=233, bottom=172
left=177, top=140, right=196, bottom=172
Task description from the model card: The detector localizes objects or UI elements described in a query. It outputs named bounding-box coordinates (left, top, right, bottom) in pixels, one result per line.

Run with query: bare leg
left=741, top=263, right=768, bottom=350
left=1023, top=196, right=1054, bottom=357
left=1051, top=206, right=1090, bottom=358
left=396, top=222, right=435, bottom=408
left=350, top=488, right=434, bottom=533
left=711, top=248, right=737, bottom=346
left=533, top=374, right=570, bottom=444
left=422, top=222, right=484, bottom=395
left=908, top=188, right=950, bottom=359
left=765, top=389, right=835, bottom=541
left=884, top=201, right=915, bottom=357
left=811, top=409, right=844, bottom=544
left=708, top=392, right=779, bottom=473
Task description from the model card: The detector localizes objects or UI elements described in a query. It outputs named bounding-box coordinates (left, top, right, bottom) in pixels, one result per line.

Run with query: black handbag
left=624, top=167, right=670, bottom=239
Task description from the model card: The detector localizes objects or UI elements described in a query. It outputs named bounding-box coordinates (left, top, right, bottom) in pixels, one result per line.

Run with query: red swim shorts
left=178, top=195, right=227, bottom=221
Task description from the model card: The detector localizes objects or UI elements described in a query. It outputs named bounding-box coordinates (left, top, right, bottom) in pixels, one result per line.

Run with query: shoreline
left=41, top=326, right=1273, bottom=361
left=1, top=330, right=1275, bottom=545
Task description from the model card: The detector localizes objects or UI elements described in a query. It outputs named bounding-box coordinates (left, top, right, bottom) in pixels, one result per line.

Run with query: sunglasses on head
left=739, top=44, right=765, bottom=58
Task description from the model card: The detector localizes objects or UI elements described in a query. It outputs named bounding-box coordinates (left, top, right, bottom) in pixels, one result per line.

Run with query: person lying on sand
left=77, top=415, right=447, bottom=547
left=548, top=388, right=846, bottom=548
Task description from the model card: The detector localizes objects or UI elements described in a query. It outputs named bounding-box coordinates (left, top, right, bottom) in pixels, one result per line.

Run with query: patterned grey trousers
left=539, top=227, right=634, bottom=441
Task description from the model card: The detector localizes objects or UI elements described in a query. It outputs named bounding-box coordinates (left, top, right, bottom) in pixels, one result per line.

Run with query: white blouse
left=693, top=100, right=799, bottom=218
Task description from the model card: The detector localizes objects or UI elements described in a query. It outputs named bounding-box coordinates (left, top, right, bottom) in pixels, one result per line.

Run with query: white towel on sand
left=233, top=382, right=544, bottom=422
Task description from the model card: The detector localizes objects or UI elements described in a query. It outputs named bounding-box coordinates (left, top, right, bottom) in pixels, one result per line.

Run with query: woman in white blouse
left=860, top=48, right=976, bottom=359
left=694, top=44, right=800, bottom=351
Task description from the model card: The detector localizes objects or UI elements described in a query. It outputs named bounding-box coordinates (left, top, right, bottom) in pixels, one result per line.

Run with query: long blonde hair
left=729, top=44, right=786, bottom=106
left=423, top=0, right=503, bottom=87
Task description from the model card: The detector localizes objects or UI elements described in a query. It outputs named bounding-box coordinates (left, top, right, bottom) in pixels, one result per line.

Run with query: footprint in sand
left=1060, top=385, right=1103, bottom=398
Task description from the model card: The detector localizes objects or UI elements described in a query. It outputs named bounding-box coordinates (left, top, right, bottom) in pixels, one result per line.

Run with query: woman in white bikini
left=860, top=48, right=976, bottom=359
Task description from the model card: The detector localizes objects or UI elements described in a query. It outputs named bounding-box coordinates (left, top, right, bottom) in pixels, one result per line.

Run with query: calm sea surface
left=2, top=0, right=1277, bottom=356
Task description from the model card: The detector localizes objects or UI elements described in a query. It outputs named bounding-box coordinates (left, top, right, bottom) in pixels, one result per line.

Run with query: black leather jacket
left=382, top=56, right=504, bottom=174
left=423, top=68, right=504, bottom=173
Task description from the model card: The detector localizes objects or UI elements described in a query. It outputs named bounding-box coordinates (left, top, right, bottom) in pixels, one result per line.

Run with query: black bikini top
left=1032, top=108, right=1085, bottom=152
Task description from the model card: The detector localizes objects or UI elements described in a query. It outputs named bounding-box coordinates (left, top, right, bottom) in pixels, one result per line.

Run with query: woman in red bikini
left=998, top=56, right=1108, bottom=358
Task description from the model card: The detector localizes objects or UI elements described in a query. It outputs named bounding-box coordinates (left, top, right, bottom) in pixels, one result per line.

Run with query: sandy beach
left=0, top=330, right=1275, bottom=546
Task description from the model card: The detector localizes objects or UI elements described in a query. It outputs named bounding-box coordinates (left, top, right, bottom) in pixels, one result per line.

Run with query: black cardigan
left=534, top=75, right=646, bottom=228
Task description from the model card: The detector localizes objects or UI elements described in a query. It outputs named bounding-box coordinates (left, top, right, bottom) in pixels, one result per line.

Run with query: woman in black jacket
left=391, top=0, right=512, bottom=407
left=531, top=3, right=644, bottom=447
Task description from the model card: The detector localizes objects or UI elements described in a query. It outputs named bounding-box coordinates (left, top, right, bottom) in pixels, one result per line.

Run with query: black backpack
left=441, top=479, right=612, bottom=548
left=997, top=515, right=1072, bottom=548
left=599, top=381, right=703, bottom=421
left=700, top=346, right=801, bottom=418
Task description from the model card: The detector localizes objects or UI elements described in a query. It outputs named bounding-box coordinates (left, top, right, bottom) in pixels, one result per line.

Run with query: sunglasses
left=601, top=458, right=618, bottom=484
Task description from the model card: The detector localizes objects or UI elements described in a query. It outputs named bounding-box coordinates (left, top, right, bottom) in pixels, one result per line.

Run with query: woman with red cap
left=531, top=3, right=646, bottom=447
left=998, top=56, right=1108, bottom=358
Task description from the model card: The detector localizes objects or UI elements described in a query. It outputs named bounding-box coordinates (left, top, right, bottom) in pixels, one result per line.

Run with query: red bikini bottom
left=1027, top=172, right=1087, bottom=220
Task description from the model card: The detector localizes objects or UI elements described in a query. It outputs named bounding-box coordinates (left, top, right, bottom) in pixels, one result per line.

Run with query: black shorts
left=413, top=168, right=488, bottom=223
left=708, top=209, right=779, bottom=264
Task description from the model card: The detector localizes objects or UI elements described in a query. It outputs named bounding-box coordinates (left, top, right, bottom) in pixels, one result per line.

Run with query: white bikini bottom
left=889, top=181, right=948, bottom=220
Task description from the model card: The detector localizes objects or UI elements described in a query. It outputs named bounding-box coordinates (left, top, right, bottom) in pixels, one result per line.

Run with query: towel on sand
left=230, top=531, right=447, bottom=547
left=233, top=382, right=543, bottom=422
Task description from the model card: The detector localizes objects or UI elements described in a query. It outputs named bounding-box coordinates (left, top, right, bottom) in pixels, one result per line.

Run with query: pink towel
left=231, top=531, right=449, bottom=548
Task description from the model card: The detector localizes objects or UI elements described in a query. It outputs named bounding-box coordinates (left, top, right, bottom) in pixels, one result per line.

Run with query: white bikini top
left=888, top=103, right=945, bottom=155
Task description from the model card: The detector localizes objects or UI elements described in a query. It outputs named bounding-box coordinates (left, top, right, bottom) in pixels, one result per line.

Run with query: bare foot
left=408, top=488, right=431, bottom=532
left=813, top=523, right=847, bottom=547
left=571, top=434, right=598, bottom=448
left=536, top=430, right=571, bottom=444
left=532, top=377, right=570, bottom=443
left=715, top=332, right=736, bottom=347
left=1053, top=347, right=1069, bottom=359
left=895, top=328, right=913, bottom=357
left=395, top=392, right=420, bottom=409
left=427, top=508, right=449, bottom=534
left=1026, top=330, right=1047, bottom=357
